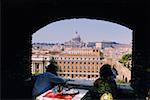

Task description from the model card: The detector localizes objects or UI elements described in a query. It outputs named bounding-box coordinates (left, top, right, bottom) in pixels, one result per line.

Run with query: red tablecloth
left=43, top=91, right=74, bottom=100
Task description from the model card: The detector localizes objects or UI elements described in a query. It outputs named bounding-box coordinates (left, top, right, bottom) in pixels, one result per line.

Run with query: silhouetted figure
left=32, top=63, right=66, bottom=98
left=93, top=64, right=117, bottom=98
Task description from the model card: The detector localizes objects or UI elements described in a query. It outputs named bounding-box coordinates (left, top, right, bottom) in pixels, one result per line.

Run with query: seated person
left=93, top=64, right=117, bottom=98
left=32, top=63, right=66, bottom=98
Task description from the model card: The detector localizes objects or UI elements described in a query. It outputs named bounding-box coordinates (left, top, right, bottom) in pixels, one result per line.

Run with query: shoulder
left=36, top=72, right=55, bottom=79
left=94, top=78, right=102, bottom=85
left=42, top=72, right=55, bottom=76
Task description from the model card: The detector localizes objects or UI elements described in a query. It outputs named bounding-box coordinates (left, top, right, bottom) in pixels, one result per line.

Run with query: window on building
left=35, top=63, right=39, bottom=72
left=97, top=66, right=99, bottom=69
left=92, top=66, right=94, bottom=69
left=88, top=75, right=90, bottom=78
left=80, top=66, right=82, bottom=69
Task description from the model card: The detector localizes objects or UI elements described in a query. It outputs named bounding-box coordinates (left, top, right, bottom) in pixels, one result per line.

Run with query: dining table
left=36, top=87, right=89, bottom=100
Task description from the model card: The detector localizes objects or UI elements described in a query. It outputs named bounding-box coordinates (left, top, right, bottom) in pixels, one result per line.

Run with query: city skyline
left=32, top=18, right=132, bottom=44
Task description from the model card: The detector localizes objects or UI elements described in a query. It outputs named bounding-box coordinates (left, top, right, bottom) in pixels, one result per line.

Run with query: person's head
left=45, top=63, right=58, bottom=75
left=100, top=64, right=113, bottom=78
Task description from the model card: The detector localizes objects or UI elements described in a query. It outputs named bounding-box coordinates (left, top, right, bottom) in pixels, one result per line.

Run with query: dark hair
left=46, top=64, right=58, bottom=75
left=100, top=64, right=113, bottom=78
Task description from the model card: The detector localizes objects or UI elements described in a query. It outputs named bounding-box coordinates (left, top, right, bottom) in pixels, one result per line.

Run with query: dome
left=72, top=32, right=81, bottom=42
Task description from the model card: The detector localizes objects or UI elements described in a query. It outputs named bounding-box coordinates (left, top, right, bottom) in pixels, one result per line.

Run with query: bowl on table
left=62, top=88, right=79, bottom=95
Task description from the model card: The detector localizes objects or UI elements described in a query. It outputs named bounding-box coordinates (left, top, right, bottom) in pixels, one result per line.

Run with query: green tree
left=119, top=53, right=132, bottom=70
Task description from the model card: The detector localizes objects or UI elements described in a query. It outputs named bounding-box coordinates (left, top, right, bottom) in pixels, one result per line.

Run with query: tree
left=119, top=53, right=132, bottom=70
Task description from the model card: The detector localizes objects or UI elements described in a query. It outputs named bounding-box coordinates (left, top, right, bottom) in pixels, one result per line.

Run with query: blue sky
left=32, top=18, right=132, bottom=44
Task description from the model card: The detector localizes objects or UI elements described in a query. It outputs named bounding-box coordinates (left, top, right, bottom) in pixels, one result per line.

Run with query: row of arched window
left=59, top=70, right=98, bottom=73
left=58, top=74, right=99, bottom=78
left=59, top=65, right=99, bottom=69
left=58, top=65, right=99, bottom=73
left=54, top=57, right=101, bottom=61
left=57, top=61, right=103, bottom=65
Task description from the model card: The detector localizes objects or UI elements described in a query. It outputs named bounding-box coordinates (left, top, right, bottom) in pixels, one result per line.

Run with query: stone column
left=31, top=63, right=34, bottom=74
left=40, top=63, right=43, bottom=73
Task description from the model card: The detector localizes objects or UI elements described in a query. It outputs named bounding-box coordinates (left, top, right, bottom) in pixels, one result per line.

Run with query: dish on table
left=62, top=89, right=79, bottom=95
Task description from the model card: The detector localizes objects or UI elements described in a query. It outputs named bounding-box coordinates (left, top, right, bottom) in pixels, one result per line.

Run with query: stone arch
left=123, top=75, right=125, bottom=80
left=32, top=17, right=133, bottom=36
left=3, top=0, right=149, bottom=99
left=125, top=77, right=128, bottom=83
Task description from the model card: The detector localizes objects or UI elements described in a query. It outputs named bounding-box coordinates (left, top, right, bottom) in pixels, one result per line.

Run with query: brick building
left=32, top=48, right=104, bottom=80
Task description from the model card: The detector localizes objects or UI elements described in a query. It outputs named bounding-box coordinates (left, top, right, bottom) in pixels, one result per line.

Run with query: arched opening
left=125, top=77, right=128, bottom=83
left=3, top=1, right=149, bottom=99
left=31, top=18, right=133, bottom=94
